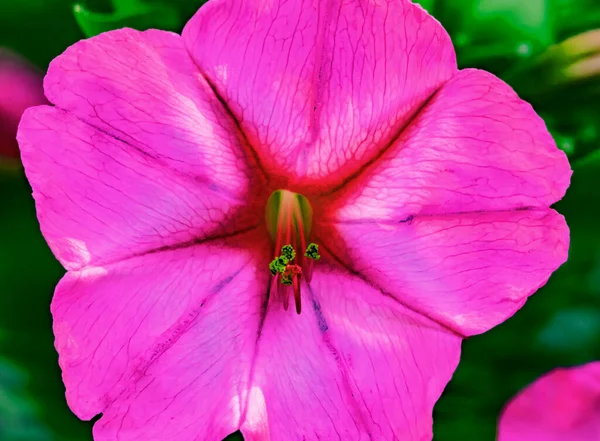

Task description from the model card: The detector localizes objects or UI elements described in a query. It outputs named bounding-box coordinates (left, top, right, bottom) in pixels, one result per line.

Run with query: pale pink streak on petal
left=331, top=69, right=571, bottom=222
left=318, top=209, right=568, bottom=336
left=182, top=0, right=457, bottom=184
left=498, top=362, right=600, bottom=441
left=18, top=107, right=260, bottom=270
left=53, top=232, right=271, bottom=441
left=241, top=264, right=461, bottom=441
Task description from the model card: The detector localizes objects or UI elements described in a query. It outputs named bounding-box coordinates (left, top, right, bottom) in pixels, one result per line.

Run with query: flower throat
left=265, top=190, right=320, bottom=314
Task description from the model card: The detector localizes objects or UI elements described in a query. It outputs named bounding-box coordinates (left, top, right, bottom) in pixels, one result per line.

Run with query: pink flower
left=17, top=0, right=570, bottom=440
left=0, top=49, right=46, bottom=162
left=498, top=363, right=600, bottom=441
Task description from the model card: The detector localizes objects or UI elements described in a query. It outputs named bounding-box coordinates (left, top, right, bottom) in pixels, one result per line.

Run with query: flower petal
left=182, top=0, right=456, bottom=184
left=331, top=69, right=571, bottom=222
left=498, top=362, right=600, bottom=441
left=43, top=28, right=260, bottom=190
left=318, top=209, right=568, bottom=336
left=241, top=264, right=461, bottom=441
left=18, top=29, right=264, bottom=270
left=52, top=231, right=271, bottom=440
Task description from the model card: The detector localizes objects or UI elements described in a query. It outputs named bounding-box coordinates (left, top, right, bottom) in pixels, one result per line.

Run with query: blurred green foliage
left=1, top=1, right=599, bottom=441
left=73, top=0, right=181, bottom=38
left=0, top=357, right=52, bottom=441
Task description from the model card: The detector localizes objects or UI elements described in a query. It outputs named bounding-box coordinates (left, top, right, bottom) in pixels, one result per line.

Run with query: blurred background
left=0, top=0, right=599, bottom=440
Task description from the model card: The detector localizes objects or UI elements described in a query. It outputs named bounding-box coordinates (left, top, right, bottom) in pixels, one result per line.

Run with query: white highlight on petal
left=231, top=386, right=270, bottom=439
left=67, top=238, right=90, bottom=262
left=52, top=237, right=92, bottom=269
left=214, top=64, right=228, bottom=84
left=81, top=265, right=108, bottom=281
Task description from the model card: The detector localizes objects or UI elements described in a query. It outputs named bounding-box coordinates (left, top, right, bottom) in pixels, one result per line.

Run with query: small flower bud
left=0, top=49, right=46, bottom=168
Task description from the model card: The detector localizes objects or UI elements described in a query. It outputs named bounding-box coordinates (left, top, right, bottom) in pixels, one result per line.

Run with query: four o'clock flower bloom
left=0, top=49, right=46, bottom=164
left=17, top=0, right=571, bottom=440
left=498, top=363, right=600, bottom=441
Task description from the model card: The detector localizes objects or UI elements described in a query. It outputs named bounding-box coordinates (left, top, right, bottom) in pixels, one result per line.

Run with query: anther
left=304, top=243, right=320, bottom=260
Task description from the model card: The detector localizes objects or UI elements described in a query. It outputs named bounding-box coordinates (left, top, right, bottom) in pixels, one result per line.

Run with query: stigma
left=265, top=190, right=320, bottom=314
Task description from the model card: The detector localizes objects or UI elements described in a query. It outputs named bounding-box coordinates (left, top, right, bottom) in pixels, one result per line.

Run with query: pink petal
left=18, top=29, right=264, bottom=270
left=0, top=49, right=45, bottom=158
left=53, top=231, right=271, bottom=440
left=241, top=264, right=461, bottom=441
left=498, top=362, right=600, bottom=441
left=182, top=0, right=457, bottom=185
left=331, top=69, right=571, bottom=222
left=318, top=209, right=568, bottom=336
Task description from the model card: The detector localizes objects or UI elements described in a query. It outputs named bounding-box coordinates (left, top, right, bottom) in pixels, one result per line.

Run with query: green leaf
left=439, top=0, right=555, bottom=67
left=553, top=0, right=600, bottom=38
left=73, top=0, right=181, bottom=38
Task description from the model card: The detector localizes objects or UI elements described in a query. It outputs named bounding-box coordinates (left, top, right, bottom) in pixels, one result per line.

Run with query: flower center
left=265, top=190, right=320, bottom=314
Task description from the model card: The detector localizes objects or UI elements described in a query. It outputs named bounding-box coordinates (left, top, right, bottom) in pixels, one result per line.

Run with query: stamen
left=281, top=263, right=301, bottom=285
left=269, top=255, right=288, bottom=276
left=281, top=245, right=296, bottom=261
left=292, top=274, right=301, bottom=314
left=303, top=243, right=320, bottom=283
left=304, top=243, right=320, bottom=260
left=265, top=190, right=319, bottom=314
left=278, top=275, right=289, bottom=311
